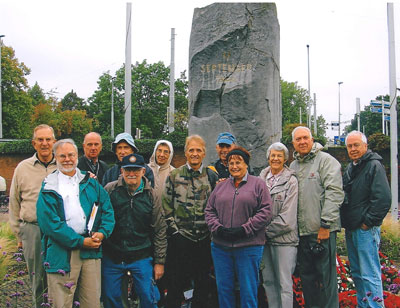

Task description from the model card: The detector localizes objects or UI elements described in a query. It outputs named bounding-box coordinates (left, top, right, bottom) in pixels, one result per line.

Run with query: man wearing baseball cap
left=103, top=153, right=167, bottom=308
left=211, top=132, right=236, bottom=179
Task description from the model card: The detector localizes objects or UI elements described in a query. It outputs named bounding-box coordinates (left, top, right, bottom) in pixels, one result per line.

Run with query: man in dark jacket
left=342, top=131, right=391, bottom=308
left=211, top=132, right=236, bottom=179
left=77, top=132, right=109, bottom=183
left=103, top=153, right=167, bottom=308
left=102, top=132, right=154, bottom=187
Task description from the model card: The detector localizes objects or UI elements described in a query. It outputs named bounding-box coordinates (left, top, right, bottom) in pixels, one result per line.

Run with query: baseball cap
left=216, top=132, right=236, bottom=145
left=121, top=154, right=146, bottom=169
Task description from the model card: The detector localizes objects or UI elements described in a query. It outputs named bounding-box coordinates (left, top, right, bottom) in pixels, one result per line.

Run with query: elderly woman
left=205, top=146, right=272, bottom=308
left=259, top=142, right=299, bottom=308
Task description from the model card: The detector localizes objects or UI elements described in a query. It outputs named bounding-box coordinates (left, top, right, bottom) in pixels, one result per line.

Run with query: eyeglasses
left=57, top=153, right=77, bottom=160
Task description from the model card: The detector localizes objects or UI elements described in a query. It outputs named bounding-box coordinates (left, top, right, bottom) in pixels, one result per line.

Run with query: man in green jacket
left=102, top=153, right=167, bottom=308
left=37, top=139, right=115, bottom=308
left=290, top=126, right=344, bottom=308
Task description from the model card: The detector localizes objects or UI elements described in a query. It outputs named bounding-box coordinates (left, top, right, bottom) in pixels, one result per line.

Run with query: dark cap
left=121, top=154, right=145, bottom=169
left=216, top=132, right=236, bottom=145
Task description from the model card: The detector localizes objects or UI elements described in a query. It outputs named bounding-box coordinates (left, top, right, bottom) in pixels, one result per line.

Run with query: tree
left=88, top=60, right=189, bottom=139
left=28, top=82, right=46, bottom=106
left=1, top=45, right=33, bottom=138
left=61, top=90, right=87, bottom=111
left=281, top=79, right=309, bottom=127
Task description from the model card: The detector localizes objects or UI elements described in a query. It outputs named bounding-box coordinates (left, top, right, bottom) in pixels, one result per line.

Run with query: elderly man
left=162, top=135, right=218, bottom=308
left=9, top=124, right=57, bottom=308
left=102, top=153, right=167, bottom=308
left=36, top=139, right=115, bottom=308
left=102, top=132, right=154, bottom=187
left=341, top=131, right=391, bottom=308
left=77, top=132, right=109, bottom=183
left=289, top=126, right=344, bottom=308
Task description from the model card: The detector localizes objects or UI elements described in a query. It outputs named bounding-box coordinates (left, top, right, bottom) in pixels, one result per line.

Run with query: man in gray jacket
left=290, top=126, right=344, bottom=308
left=341, top=131, right=391, bottom=308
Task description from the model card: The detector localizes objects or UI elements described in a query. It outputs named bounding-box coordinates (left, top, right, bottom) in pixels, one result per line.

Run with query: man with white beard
left=37, top=139, right=115, bottom=308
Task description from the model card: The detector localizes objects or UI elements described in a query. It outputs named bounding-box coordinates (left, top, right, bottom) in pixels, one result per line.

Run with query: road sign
left=371, top=107, right=390, bottom=114
left=385, top=116, right=390, bottom=121
left=331, top=121, right=339, bottom=126
left=370, top=100, right=390, bottom=108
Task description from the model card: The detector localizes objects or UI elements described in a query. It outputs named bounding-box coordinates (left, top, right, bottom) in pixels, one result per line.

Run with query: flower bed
left=293, top=253, right=400, bottom=308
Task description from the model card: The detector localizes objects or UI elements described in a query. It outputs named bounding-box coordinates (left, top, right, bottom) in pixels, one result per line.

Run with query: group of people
left=7, top=124, right=391, bottom=308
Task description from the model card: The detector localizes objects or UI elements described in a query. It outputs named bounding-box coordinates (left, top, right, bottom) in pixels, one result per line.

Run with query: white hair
left=345, top=131, right=367, bottom=145
left=291, top=126, right=313, bottom=140
left=53, top=139, right=78, bottom=154
left=266, top=142, right=289, bottom=161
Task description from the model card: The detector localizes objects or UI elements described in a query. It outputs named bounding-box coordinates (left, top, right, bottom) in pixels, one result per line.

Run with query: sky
left=1, top=0, right=400, bottom=139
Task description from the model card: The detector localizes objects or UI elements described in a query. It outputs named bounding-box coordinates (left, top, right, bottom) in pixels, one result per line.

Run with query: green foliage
left=1, top=45, right=33, bottom=138
left=0, top=139, right=32, bottom=154
left=368, top=133, right=390, bottom=152
left=0, top=223, right=18, bottom=281
left=281, top=80, right=308, bottom=127
left=61, top=90, right=87, bottom=111
left=28, top=82, right=46, bottom=106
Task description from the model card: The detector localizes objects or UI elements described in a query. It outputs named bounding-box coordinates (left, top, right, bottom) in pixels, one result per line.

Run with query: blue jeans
left=345, top=226, right=384, bottom=308
left=211, top=243, right=263, bottom=308
left=102, top=255, right=160, bottom=308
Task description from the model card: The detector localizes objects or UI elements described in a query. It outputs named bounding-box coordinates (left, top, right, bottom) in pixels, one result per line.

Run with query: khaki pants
left=20, top=222, right=47, bottom=308
left=47, top=249, right=101, bottom=308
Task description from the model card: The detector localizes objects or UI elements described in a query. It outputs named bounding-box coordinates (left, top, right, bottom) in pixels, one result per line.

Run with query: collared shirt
left=266, top=169, right=284, bottom=189
left=186, top=163, right=204, bottom=174
left=58, top=171, right=86, bottom=235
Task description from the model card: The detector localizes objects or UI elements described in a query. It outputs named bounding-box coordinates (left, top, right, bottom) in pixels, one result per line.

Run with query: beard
left=57, top=160, right=78, bottom=174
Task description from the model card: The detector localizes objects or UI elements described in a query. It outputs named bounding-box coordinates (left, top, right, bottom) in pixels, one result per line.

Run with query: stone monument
left=188, top=3, right=280, bottom=174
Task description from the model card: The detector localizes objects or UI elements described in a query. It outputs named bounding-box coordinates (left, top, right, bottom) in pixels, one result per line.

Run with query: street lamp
left=338, top=82, right=343, bottom=141
left=0, top=35, right=5, bottom=139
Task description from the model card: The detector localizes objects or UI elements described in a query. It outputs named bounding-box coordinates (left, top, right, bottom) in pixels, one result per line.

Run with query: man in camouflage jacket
left=162, top=135, right=218, bottom=308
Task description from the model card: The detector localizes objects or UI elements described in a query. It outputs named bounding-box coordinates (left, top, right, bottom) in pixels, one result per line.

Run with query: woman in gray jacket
left=259, top=142, right=298, bottom=308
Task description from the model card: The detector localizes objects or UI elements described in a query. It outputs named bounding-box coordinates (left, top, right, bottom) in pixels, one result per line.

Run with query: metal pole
left=356, top=97, right=361, bottom=131
left=307, top=45, right=311, bottom=127
left=111, top=77, right=115, bottom=139
left=387, top=3, right=398, bottom=220
left=299, top=106, right=302, bottom=124
left=338, top=82, right=343, bottom=140
left=124, top=3, right=132, bottom=134
left=0, top=35, right=4, bottom=139
left=169, top=28, right=175, bottom=133
left=382, top=99, right=385, bottom=135
left=313, top=93, right=317, bottom=135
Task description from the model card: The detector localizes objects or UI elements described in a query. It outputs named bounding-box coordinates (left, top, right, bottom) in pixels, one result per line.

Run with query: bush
left=368, top=133, right=390, bottom=152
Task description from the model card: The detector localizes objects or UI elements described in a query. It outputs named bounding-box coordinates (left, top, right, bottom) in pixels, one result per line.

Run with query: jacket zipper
left=230, top=186, right=238, bottom=247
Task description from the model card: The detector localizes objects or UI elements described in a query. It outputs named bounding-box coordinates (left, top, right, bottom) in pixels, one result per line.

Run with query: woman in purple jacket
left=205, top=147, right=272, bottom=308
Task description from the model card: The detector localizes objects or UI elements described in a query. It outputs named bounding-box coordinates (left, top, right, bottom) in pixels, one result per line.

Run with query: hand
left=216, top=178, right=227, bottom=184
left=154, top=264, right=164, bottom=280
left=317, top=227, right=330, bottom=243
left=88, top=172, right=97, bottom=179
left=82, top=237, right=102, bottom=249
left=360, top=223, right=370, bottom=231
left=91, top=232, right=104, bottom=242
left=229, top=227, right=246, bottom=238
left=217, top=226, right=245, bottom=240
left=17, top=242, right=23, bottom=249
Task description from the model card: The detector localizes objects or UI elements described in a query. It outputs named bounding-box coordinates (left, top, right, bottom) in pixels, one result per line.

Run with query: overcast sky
left=1, top=0, right=399, bottom=138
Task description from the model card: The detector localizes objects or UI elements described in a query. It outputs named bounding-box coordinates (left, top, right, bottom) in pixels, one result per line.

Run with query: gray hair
left=345, top=131, right=367, bottom=145
left=53, top=139, right=78, bottom=154
left=291, top=126, right=313, bottom=141
left=266, top=142, right=289, bottom=161
left=32, top=124, right=55, bottom=140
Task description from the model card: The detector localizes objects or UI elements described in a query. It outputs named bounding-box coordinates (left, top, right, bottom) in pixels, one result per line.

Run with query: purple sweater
left=205, top=174, right=272, bottom=248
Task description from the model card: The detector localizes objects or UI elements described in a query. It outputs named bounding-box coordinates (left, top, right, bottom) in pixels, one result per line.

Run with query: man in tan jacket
left=9, top=124, right=57, bottom=308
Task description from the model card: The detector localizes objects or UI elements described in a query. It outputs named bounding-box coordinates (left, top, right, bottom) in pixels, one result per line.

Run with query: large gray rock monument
left=188, top=3, right=280, bottom=174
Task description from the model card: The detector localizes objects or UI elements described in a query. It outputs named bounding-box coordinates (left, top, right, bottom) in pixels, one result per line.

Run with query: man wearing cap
left=77, top=132, right=109, bottom=183
left=103, top=154, right=167, bottom=308
left=211, top=132, right=236, bottom=179
left=102, top=132, right=154, bottom=187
